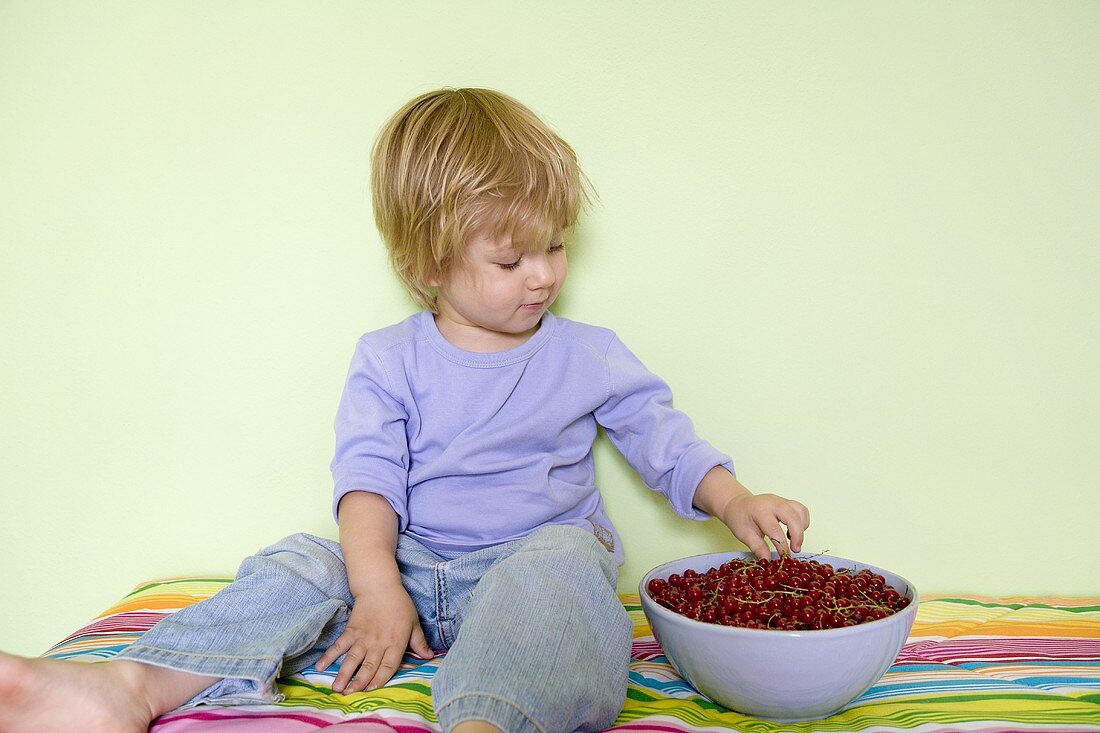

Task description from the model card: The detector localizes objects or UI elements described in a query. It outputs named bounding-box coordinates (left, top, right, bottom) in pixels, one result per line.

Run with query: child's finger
left=756, top=514, right=792, bottom=557
left=335, top=644, right=370, bottom=693
left=768, top=530, right=792, bottom=558
left=742, top=525, right=771, bottom=560
left=365, top=645, right=405, bottom=690
left=345, top=647, right=387, bottom=693
left=779, top=507, right=806, bottom=553
left=410, top=625, right=434, bottom=659
left=317, top=636, right=351, bottom=674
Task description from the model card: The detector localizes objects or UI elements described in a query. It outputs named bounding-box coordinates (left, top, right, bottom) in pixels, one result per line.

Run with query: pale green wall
left=2, top=2, right=1098, bottom=657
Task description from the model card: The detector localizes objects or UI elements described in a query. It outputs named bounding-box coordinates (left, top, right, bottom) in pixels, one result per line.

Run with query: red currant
left=647, top=556, right=908, bottom=631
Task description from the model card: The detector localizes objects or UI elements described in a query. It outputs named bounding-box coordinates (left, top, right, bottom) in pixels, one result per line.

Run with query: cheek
left=459, top=269, right=494, bottom=297
left=554, top=260, right=568, bottom=290
left=478, top=274, right=515, bottom=301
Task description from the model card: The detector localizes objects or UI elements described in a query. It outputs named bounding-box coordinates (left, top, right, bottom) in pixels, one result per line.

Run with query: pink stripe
left=152, top=709, right=437, bottom=732
left=916, top=638, right=1100, bottom=663
left=54, top=612, right=168, bottom=644
left=631, top=640, right=663, bottom=657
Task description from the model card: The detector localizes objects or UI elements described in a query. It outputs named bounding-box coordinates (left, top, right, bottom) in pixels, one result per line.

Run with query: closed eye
left=497, top=243, right=564, bottom=271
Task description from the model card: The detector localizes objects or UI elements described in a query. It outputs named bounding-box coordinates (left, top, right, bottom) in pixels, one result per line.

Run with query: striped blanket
left=45, top=578, right=1100, bottom=731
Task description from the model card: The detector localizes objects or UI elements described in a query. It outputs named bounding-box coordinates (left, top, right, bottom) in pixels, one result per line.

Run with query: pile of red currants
left=646, top=556, right=912, bottom=631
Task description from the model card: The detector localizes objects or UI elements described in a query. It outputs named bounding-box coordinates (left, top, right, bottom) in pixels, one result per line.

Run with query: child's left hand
left=693, top=467, right=811, bottom=560
left=717, top=492, right=810, bottom=560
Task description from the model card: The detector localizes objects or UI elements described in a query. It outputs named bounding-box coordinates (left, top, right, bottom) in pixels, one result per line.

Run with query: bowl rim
left=638, top=550, right=920, bottom=638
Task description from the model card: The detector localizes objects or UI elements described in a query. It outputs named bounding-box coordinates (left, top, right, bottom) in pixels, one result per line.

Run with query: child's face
left=430, top=229, right=567, bottom=350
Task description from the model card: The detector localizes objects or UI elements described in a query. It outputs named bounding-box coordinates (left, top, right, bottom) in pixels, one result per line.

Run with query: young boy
left=0, top=87, right=809, bottom=733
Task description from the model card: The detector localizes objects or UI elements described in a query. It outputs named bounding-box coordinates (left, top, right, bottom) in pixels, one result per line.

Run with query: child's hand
left=316, top=585, right=434, bottom=694
left=693, top=467, right=811, bottom=560
left=718, top=492, right=810, bottom=560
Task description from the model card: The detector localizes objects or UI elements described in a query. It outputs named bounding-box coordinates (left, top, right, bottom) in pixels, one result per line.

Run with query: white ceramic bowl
left=639, top=551, right=919, bottom=721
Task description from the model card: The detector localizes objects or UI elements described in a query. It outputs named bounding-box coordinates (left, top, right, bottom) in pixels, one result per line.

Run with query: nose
left=527, top=253, right=556, bottom=290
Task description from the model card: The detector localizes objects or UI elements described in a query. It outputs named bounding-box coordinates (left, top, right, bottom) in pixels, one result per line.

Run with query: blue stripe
left=628, top=670, right=698, bottom=696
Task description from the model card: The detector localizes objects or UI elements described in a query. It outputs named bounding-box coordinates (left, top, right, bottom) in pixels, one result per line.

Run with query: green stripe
left=928, top=597, right=1100, bottom=612
left=625, top=687, right=657, bottom=703
left=277, top=678, right=437, bottom=719
left=124, top=577, right=233, bottom=598
left=617, top=688, right=1100, bottom=730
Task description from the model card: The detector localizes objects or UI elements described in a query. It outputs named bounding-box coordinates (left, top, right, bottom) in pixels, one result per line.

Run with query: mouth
left=521, top=300, right=547, bottom=309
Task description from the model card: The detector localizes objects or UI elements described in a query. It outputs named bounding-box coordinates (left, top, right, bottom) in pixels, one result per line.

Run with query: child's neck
left=433, top=314, right=541, bottom=354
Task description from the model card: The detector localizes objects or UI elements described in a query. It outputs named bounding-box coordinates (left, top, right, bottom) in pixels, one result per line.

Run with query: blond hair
left=371, top=87, right=594, bottom=311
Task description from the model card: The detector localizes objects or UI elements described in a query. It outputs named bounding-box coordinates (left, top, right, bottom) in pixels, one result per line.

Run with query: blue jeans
left=115, top=524, right=632, bottom=732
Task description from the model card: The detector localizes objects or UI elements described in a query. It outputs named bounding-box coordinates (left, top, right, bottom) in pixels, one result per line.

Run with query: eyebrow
left=485, top=246, right=517, bottom=261
left=487, top=238, right=524, bottom=255
left=486, top=232, right=564, bottom=257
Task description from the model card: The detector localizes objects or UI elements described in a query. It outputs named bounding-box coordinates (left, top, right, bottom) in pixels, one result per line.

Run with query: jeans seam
left=124, top=643, right=270, bottom=661
left=436, top=691, right=547, bottom=733
left=436, top=562, right=450, bottom=647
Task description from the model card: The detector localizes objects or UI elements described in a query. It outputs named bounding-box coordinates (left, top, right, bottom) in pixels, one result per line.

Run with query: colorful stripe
left=41, top=579, right=1100, bottom=731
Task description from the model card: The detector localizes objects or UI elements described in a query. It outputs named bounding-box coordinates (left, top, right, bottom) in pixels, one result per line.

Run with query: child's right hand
left=316, top=585, right=435, bottom=693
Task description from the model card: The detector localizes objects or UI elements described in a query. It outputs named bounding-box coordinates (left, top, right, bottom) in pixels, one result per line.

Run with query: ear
left=426, top=260, right=453, bottom=288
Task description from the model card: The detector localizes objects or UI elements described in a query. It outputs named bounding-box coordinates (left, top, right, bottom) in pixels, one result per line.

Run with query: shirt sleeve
left=329, top=337, right=411, bottom=531
left=593, top=334, right=735, bottom=521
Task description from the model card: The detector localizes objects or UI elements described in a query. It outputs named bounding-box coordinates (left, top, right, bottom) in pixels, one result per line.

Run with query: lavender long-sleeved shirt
left=330, top=310, right=733, bottom=565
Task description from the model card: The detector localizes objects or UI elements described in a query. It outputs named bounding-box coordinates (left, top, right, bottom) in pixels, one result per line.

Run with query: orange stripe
left=97, top=593, right=220, bottom=617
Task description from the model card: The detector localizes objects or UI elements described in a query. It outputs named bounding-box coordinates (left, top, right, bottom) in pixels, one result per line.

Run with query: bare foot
left=0, top=652, right=157, bottom=733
